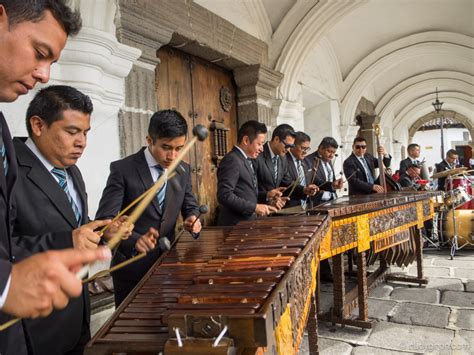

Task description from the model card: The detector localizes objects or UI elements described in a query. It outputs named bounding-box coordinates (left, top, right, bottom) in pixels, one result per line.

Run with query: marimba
left=86, top=215, right=329, bottom=354
left=313, top=191, right=439, bottom=328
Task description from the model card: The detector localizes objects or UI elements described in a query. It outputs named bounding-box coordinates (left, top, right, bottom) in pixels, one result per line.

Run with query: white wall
left=412, top=127, right=471, bottom=172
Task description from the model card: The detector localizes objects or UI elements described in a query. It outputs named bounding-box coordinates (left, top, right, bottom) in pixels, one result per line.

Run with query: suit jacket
left=400, top=157, right=429, bottom=180
left=398, top=173, right=418, bottom=189
left=304, top=151, right=337, bottom=206
left=11, top=137, right=90, bottom=355
left=343, top=152, right=391, bottom=195
left=96, top=147, right=198, bottom=284
left=255, top=143, right=304, bottom=200
left=285, top=153, right=312, bottom=208
left=0, top=114, right=28, bottom=355
left=217, top=147, right=261, bottom=226
left=435, top=160, right=452, bottom=191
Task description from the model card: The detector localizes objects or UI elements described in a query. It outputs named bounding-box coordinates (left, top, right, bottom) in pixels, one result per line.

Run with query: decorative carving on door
left=210, top=120, right=229, bottom=166
left=219, top=86, right=232, bottom=112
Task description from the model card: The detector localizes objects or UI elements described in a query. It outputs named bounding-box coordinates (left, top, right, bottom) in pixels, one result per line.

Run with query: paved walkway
left=299, top=248, right=474, bottom=354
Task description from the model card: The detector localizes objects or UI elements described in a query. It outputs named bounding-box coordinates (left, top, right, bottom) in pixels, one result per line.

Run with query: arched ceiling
left=194, top=0, right=473, bottom=139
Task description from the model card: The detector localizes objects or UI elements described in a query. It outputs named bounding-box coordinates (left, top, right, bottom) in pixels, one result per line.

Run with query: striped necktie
left=272, top=155, right=278, bottom=183
left=359, top=157, right=374, bottom=184
left=247, top=158, right=257, bottom=192
left=0, top=125, right=8, bottom=176
left=155, top=165, right=167, bottom=210
left=51, top=168, right=82, bottom=224
left=297, top=160, right=307, bottom=209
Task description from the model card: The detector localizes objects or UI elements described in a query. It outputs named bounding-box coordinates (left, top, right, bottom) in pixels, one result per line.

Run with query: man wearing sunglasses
left=255, top=124, right=318, bottom=209
left=343, top=136, right=391, bottom=195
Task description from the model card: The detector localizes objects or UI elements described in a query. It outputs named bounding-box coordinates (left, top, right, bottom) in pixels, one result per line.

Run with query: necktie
left=325, top=162, right=333, bottom=182
left=359, top=157, right=374, bottom=184
left=272, top=155, right=278, bottom=183
left=0, top=125, right=8, bottom=176
left=247, top=158, right=257, bottom=192
left=297, top=160, right=307, bottom=209
left=51, top=168, right=82, bottom=224
left=155, top=165, right=167, bottom=210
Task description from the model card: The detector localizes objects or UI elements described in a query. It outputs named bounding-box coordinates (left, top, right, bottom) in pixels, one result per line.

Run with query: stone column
left=234, top=65, right=283, bottom=128
left=356, top=114, right=378, bottom=156
left=339, top=124, right=360, bottom=162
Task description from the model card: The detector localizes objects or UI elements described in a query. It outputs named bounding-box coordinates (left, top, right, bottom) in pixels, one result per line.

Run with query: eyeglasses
left=300, top=146, right=311, bottom=153
left=282, top=141, right=295, bottom=149
left=355, top=145, right=367, bottom=149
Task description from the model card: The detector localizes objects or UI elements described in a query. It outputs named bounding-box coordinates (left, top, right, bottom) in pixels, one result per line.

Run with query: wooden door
left=156, top=47, right=238, bottom=225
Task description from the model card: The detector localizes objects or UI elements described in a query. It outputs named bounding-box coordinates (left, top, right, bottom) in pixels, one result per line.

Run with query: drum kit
left=431, top=167, right=474, bottom=257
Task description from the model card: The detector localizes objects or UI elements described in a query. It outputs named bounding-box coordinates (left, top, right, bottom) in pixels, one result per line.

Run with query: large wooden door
left=156, top=47, right=238, bottom=225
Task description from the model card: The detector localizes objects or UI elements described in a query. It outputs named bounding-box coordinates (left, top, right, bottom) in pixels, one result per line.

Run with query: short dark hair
left=407, top=143, right=420, bottom=152
left=26, top=85, right=93, bottom=137
left=237, top=120, right=267, bottom=144
left=294, top=132, right=310, bottom=145
left=271, top=124, right=296, bottom=141
left=148, top=109, right=188, bottom=142
left=353, top=136, right=366, bottom=145
left=0, top=0, right=82, bottom=36
left=446, top=149, right=458, bottom=158
left=319, top=137, right=338, bottom=149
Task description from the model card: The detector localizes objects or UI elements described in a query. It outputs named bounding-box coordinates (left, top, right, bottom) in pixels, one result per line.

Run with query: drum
left=443, top=210, right=474, bottom=248
left=445, top=177, right=473, bottom=209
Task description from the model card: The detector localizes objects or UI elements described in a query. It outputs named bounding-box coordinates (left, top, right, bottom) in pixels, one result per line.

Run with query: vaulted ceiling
left=195, top=0, right=473, bottom=139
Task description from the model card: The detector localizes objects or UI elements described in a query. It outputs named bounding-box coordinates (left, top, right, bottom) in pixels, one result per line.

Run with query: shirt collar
left=234, top=145, right=250, bottom=160
left=267, top=142, right=276, bottom=160
left=144, top=146, right=166, bottom=170
left=25, top=138, right=56, bottom=172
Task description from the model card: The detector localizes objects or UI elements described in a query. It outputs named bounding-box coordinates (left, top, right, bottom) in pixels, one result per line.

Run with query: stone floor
left=298, top=248, right=474, bottom=355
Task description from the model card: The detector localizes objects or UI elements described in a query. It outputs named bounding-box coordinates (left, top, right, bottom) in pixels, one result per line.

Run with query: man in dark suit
left=343, top=137, right=391, bottom=195
left=0, top=3, right=111, bottom=354
left=96, top=110, right=201, bottom=306
left=285, top=132, right=318, bottom=208
left=435, top=149, right=459, bottom=191
left=399, top=163, right=422, bottom=190
left=399, top=143, right=429, bottom=179
left=217, top=120, right=278, bottom=226
left=12, top=86, right=124, bottom=355
left=255, top=124, right=317, bottom=208
left=305, top=137, right=344, bottom=206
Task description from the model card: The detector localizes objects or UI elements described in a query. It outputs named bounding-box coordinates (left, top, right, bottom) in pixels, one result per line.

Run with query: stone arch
left=340, top=31, right=473, bottom=125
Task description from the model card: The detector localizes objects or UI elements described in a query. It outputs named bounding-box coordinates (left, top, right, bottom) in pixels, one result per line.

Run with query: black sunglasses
left=355, top=145, right=367, bottom=149
left=282, top=141, right=295, bottom=149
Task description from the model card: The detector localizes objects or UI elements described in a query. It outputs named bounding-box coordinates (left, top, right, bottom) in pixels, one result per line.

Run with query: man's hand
left=332, top=178, right=344, bottom=190
left=3, top=247, right=111, bottom=318
left=101, top=216, right=134, bottom=242
left=303, top=184, right=319, bottom=196
left=372, top=184, right=385, bottom=193
left=183, top=215, right=202, bottom=234
left=135, top=228, right=159, bottom=253
left=270, top=196, right=289, bottom=210
left=255, top=204, right=278, bottom=216
left=267, top=187, right=286, bottom=200
left=72, top=220, right=111, bottom=250
left=377, top=146, right=385, bottom=156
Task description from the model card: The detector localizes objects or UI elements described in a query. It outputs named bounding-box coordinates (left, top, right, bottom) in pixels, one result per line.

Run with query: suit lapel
left=15, top=140, right=78, bottom=228
left=134, top=149, right=161, bottom=216
left=233, top=148, right=256, bottom=193
left=161, top=165, right=183, bottom=234
left=286, top=154, right=297, bottom=180
left=263, top=144, right=276, bottom=186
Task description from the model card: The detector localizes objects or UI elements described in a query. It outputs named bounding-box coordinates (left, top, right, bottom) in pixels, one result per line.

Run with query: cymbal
left=431, top=167, right=467, bottom=179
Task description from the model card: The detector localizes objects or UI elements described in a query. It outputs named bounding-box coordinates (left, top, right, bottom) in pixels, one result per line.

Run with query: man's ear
left=29, top=116, right=46, bottom=137
left=145, top=135, right=153, bottom=146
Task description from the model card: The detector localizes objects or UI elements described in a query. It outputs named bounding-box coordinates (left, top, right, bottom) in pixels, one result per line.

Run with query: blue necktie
left=0, top=125, right=8, bottom=176
left=359, top=157, right=374, bottom=184
left=51, top=168, right=82, bottom=224
left=155, top=165, right=167, bottom=210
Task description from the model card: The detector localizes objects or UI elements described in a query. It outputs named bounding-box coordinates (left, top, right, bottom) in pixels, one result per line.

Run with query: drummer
left=399, top=163, right=422, bottom=190
left=435, top=149, right=459, bottom=191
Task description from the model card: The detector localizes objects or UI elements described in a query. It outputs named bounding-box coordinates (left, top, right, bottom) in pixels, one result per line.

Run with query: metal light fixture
left=432, top=87, right=445, bottom=158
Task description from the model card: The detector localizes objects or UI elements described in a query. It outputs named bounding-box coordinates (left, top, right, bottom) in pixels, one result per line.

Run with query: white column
left=0, top=0, right=141, bottom=216
left=272, top=99, right=305, bottom=131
